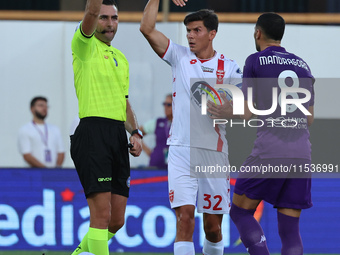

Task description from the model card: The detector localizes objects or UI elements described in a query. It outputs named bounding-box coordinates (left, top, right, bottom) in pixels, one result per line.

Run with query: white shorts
left=168, top=145, right=231, bottom=214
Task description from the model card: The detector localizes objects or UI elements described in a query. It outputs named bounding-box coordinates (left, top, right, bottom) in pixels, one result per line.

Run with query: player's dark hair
left=256, top=13, right=285, bottom=41
left=30, top=96, right=47, bottom=108
left=184, top=9, right=218, bottom=32
left=102, top=0, right=117, bottom=7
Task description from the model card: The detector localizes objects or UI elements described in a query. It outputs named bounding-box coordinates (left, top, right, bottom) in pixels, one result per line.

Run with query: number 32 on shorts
left=203, top=194, right=223, bottom=210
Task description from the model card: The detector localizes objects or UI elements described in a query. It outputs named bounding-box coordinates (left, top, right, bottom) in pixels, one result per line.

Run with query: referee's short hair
left=256, top=13, right=285, bottom=41
left=102, top=0, right=117, bottom=7
left=184, top=9, right=218, bottom=32
left=30, top=96, right=47, bottom=108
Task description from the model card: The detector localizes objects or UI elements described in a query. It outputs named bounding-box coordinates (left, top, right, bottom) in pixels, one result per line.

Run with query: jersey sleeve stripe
left=161, top=39, right=171, bottom=59
left=80, top=23, right=94, bottom=39
left=214, top=125, right=224, bottom=152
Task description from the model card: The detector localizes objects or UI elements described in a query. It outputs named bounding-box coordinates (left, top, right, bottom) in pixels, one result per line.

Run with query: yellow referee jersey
left=71, top=24, right=129, bottom=121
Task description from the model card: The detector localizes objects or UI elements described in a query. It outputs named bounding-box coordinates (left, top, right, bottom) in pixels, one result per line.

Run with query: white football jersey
left=163, top=40, right=242, bottom=153
left=18, top=122, right=65, bottom=167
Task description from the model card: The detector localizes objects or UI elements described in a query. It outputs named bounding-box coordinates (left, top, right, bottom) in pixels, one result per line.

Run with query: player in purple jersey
left=208, top=13, right=315, bottom=255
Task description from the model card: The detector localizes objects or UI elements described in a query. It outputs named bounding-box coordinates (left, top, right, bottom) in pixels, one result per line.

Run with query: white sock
left=174, top=241, right=195, bottom=255
left=202, top=238, right=224, bottom=255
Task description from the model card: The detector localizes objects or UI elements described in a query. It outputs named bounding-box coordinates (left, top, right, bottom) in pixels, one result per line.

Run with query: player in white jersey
left=164, top=40, right=242, bottom=152
left=141, top=1, right=242, bottom=254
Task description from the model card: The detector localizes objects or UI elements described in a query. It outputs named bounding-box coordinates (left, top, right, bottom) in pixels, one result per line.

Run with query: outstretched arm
left=81, top=0, right=102, bottom=36
left=140, top=0, right=170, bottom=57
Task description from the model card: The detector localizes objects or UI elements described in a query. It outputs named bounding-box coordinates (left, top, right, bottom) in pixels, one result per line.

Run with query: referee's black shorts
left=70, top=117, right=130, bottom=198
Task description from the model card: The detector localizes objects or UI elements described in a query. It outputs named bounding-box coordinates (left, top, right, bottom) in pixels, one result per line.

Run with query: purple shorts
left=234, top=156, right=312, bottom=209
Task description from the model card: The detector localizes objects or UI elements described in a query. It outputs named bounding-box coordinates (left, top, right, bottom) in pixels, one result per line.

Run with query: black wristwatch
left=131, top=129, right=143, bottom=139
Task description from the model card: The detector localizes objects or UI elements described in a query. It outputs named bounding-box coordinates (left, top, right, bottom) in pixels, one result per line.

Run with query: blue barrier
left=0, top=168, right=339, bottom=253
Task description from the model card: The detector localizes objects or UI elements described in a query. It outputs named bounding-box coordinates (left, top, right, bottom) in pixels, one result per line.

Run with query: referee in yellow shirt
left=70, top=0, right=143, bottom=254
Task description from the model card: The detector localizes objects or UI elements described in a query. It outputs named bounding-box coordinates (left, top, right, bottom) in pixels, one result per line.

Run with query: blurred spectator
left=18, top=96, right=65, bottom=168
left=140, top=94, right=172, bottom=169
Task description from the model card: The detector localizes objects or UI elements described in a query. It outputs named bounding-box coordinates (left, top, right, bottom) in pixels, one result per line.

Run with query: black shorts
left=70, top=117, right=130, bottom=198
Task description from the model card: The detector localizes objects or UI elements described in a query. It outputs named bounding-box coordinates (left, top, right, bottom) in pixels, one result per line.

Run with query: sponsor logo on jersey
left=190, top=59, right=197, bottom=64
left=201, top=66, right=214, bottom=73
left=169, top=190, right=174, bottom=203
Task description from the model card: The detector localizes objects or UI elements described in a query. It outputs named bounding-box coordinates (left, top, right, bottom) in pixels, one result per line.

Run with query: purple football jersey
left=242, top=46, right=315, bottom=159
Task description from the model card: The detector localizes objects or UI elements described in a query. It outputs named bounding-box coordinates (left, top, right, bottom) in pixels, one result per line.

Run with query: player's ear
left=209, top=29, right=217, bottom=41
left=255, top=28, right=261, bottom=40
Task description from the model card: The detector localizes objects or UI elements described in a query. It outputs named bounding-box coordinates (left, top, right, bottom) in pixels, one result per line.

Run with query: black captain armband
left=131, top=129, right=143, bottom=139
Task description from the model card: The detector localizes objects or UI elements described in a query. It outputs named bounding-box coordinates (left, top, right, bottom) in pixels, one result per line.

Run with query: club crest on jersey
left=190, top=59, right=197, bottom=64
left=216, top=69, right=225, bottom=81
left=169, top=190, right=174, bottom=203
